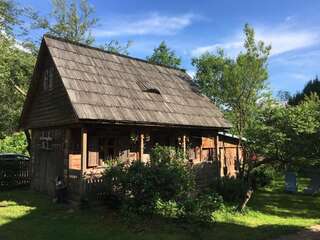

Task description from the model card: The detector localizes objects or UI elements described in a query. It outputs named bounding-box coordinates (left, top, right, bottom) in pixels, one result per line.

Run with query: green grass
left=0, top=179, right=319, bottom=240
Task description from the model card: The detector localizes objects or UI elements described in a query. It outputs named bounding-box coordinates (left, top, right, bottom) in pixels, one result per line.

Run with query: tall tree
left=192, top=24, right=271, bottom=210
left=0, top=1, right=36, bottom=138
left=32, top=0, right=98, bottom=45
left=32, top=0, right=131, bottom=54
left=147, top=41, right=181, bottom=68
left=192, top=24, right=271, bottom=143
left=0, top=0, right=20, bottom=36
left=288, top=76, right=320, bottom=105
left=0, top=37, right=35, bottom=138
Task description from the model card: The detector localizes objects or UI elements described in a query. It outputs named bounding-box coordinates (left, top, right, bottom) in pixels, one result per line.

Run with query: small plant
left=154, top=198, right=184, bottom=218
left=183, top=193, right=223, bottom=224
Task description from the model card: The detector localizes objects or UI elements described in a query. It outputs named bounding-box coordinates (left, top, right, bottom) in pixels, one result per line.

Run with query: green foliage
left=0, top=0, right=20, bottom=36
left=0, top=0, right=33, bottom=37
left=192, top=24, right=271, bottom=140
left=250, top=165, right=277, bottom=188
left=103, top=146, right=224, bottom=223
left=104, top=145, right=195, bottom=214
left=288, top=76, right=320, bottom=105
left=100, top=40, right=132, bottom=55
left=247, top=94, right=320, bottom=168
left=212, top=177, right=248, bottom=203
left=182, top=193, right=223, bottom=224
left=0, top=37, right=35, bottom=137
left=32, top=0, right=98, bottom=45
left=146, top=41, right=181, bottom=68
left=154, top=198, right=184, bottom=219
left=0, top=132, right=28, bottom=155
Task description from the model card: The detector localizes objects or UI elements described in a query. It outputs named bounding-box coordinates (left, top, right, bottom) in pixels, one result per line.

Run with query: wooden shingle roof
left=43, top=35, right=231, bottom=129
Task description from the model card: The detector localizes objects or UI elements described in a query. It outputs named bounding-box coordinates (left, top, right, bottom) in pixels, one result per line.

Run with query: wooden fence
left=0, top=160, right=31, bottom=190
left=85, top=177, right=107, bottom=201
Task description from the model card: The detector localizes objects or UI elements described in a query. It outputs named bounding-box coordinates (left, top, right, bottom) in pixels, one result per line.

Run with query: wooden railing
left=85, top=177, right=106, bottom=201
left=0, top=160, right=31, bottom=190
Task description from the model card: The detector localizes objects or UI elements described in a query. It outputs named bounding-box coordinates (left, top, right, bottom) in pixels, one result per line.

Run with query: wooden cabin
left=20, top=35, right=242, bottom=199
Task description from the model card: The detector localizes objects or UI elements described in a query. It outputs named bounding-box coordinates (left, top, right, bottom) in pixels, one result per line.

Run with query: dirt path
left=274, top=225, right=320, bottom=240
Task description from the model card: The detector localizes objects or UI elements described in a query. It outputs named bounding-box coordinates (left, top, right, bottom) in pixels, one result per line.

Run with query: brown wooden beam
left=81, top=128, right=88, bottom=174
left=139, top=132, right=144, bottom=161
left=215, top=134, right=223, bottom=177
left=182, top=134, right=186, bottom=159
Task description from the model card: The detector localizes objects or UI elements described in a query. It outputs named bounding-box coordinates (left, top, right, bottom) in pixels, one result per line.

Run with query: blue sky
left=20, top=0, right=320, bottom=94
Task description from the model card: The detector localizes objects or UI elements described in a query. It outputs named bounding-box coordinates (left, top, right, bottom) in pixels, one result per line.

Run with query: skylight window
left=137, top=81, right=161, bottom=95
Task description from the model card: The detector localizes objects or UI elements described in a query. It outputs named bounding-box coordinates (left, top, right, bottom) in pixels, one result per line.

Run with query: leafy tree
left=0, top=0, right=20, bottom=36
left=288, top=76, right=320, bottom=105
left=0, top=132, right=28, bottom=155
left=147, top=41, right=181, bottom=68
left=192, top=23, right=271, bottom=155
left=32, top=0, right=131, bottom=54
left=248, top=94, right=320, bottom=169
left=0, top=1, right=36, bottom=139
left=32, top=0, right=98, bottom=45
left=0, top=0, right=32, bottom=37
left=192, top=24, right=272, bottom=210
left=0, top=36, right=35, bottom=138
left=100, top=40, right=132, bottom=55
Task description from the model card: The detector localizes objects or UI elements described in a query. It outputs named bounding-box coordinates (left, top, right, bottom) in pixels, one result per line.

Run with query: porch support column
left=81, top=128, right=88, bottom=174
left=139, top=133, right=144, bottom=161
left=215, top=134, right=221, bottom=178
left=182, top=134, right=186, bottom=159
left=64, top=128, right=71, bottom=180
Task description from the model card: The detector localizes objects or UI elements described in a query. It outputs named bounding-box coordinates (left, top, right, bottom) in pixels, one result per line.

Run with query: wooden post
left=81, top=128, right=88, bottom=174
left=80, top=128, right=88, bottom=196
left=64, top=129, right=71, bottom=182
left=215, top=134, right=222, bottom=178
left=182, top=135, right=186, bottom=159
left=139, top=133, right=144, bottom=161
left=221, top=141, right=225, bottom=177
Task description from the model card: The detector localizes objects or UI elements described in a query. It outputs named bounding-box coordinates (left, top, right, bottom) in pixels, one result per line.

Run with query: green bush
left=154, top=198, right=184, bottom=218
left=213, top=177, right=248, bottom=203
left=104, top=145, right=223, bottom=223
left=251, top=165, right=276, bottom=189
left=182, top=193, right=223, bottom=223
left=104, top=145, right=195, bottom=214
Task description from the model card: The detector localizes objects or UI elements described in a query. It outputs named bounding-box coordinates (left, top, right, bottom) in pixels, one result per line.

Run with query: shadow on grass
left=0, top=189, right=309, bottom=240
left=249, top=188, right=320, bottom=219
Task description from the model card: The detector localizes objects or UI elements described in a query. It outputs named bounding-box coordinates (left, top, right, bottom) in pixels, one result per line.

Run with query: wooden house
left=20, top=35, right=242, bottom=199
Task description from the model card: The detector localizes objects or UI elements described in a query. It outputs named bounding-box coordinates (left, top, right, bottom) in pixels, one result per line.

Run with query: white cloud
left=256, top=30, right=318, bottom=56
left=94, top=13, right=195, bottom=37
left=191, top=24, right=320, bottom=57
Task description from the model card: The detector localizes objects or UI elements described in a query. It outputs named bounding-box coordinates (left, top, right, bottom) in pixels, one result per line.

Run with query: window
left=43, top=67, right=54, bottom=91
left=40, top=130, right=53, bottom=150
left=137, top=81, right=161, bottom=95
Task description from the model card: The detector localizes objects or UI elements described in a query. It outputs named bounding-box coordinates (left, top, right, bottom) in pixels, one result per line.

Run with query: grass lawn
left=0, top=178, right=319, bottom=240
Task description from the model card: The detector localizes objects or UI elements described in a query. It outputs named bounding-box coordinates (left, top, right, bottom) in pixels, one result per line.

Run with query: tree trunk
left=237, top=188, right=253, bottom=212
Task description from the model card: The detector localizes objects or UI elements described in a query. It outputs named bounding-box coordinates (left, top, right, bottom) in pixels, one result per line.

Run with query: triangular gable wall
left=20, top=39, right=78, bottom=129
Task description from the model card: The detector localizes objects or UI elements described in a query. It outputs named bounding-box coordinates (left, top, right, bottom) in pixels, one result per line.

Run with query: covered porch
left=63, top=124, right=223, bottom=199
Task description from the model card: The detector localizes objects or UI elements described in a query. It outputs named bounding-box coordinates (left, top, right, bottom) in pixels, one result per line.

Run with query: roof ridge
left=43, top=34, right=187, bottom=73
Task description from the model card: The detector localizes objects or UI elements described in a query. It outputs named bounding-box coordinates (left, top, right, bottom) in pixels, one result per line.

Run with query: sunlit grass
left=214, top=178, right=320, bottom=229
left=0, top=178, right=319, bottom=240
left=0, top=200, right=35, bottom=226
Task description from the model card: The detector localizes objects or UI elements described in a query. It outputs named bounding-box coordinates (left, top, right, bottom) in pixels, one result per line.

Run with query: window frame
left=43, top=67, right=54, bottom=91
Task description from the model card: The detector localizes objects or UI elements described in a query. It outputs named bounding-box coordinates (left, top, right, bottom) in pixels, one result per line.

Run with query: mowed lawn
left=0, top=179, right=319, bottom=240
